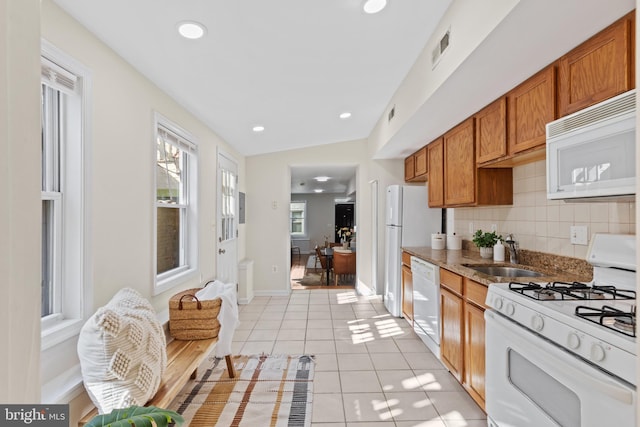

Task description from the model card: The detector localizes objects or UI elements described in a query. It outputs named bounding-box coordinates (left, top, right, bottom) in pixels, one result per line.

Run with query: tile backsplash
left=454, top=160, right=636, bottom=259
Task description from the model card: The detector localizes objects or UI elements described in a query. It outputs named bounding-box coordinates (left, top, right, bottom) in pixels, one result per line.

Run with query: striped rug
left=169, top=353, right=315, bottom=426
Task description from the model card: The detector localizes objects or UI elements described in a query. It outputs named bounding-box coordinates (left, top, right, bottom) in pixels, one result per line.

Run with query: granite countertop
left=402, top=246, right=592, bottom=287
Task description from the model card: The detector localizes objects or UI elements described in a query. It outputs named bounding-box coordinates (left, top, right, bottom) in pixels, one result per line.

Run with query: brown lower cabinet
left=401, top=251, right=413, bottom=322
left=439, top=268, right=487, bottom=411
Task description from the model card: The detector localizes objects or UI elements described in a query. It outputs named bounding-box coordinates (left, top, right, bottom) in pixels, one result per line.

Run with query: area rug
left=295, top=270, right=324, bottom=286
left=170, top=353, right=315, bottom=426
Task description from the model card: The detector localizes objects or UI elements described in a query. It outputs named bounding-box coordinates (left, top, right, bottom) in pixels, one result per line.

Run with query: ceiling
left=51, top=0, right=635, bottom=165
left=290, top=165, right=357, bottom=196
left=51, top=0, right=452, bottom=157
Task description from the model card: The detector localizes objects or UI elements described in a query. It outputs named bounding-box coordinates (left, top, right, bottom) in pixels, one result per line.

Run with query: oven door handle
left=488, top=311, right=634, bottom=405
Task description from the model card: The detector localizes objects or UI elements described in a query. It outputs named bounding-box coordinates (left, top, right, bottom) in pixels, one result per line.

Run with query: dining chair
left=291, top=239, right=301, bottom=263
left=315, top=246, right=331, bottom=285
left=332, top=250, right=356, bottom=286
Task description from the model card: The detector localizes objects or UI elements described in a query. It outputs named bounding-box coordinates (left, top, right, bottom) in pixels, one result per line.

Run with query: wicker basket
left=169, top=288, right=221, bottom=340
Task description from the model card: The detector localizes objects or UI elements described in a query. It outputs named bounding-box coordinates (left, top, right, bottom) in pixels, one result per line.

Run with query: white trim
left=253, top=290, right=292, bottom=298
left=39, top=40, right=94, bottom=400
left=152, top=112, right=199, bottom=295
left=41, top=365, right=84, bottom=404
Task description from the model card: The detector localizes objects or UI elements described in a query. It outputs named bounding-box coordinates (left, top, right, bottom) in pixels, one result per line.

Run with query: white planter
left=480, top=247, right=493, bottom=259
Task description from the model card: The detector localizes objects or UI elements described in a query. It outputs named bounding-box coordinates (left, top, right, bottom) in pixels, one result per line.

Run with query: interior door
left=217, top=152, right=238, bottom=285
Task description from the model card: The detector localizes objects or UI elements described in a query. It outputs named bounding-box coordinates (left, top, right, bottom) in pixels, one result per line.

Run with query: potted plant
left=86, top=406, right=184, bottom=427
left=472, top=229, right=502, bottom=259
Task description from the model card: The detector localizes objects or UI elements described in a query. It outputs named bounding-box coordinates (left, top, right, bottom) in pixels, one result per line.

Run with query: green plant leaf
left=86, top=406, right=184, bottom=427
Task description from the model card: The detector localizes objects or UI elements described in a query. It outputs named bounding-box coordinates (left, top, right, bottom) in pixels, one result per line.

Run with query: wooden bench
left=78, top=337, right=235, bottom=426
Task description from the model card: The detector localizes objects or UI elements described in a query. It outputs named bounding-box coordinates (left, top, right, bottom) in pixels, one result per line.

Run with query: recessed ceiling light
left=177, top=21, right=207, bottom=39
left=363, top=0, right=387, bottom=14
left=314, top=189, right=324, bottom=193
left=339, top=112, right=352, bottom=119
left=252, top=125, right=265, bottom=132
left=314, top=176, right=330, bottom=182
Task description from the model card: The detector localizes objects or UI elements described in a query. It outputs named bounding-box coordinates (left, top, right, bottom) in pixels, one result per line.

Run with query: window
left=40, top=41, right=91, bottom=350
left=290, top=201, right=306, bottom=236
left=154, top=114, right=198, bottom=293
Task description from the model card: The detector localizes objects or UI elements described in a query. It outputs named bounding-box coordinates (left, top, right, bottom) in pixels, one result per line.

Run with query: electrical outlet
left=469, top=222, right=474, bottom=234
left=272, top=265, right=278, bottom=273
left=272, top=201, right=278, bottom=209
left=491, top=224, right=497, bottom=232
left=570, top=225, right=588, bottom=245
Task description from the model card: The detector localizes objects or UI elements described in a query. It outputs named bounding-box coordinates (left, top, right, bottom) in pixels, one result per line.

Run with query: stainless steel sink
left=463, top=264, right=544, bottom=278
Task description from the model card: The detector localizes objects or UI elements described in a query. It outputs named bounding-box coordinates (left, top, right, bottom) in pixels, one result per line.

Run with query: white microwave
left=546, top=89, right=636, bottom=201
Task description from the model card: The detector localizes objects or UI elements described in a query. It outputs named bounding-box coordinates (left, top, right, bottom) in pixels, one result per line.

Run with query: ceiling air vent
left=388, top=105, right=395, bottom=122
left=432, top=27, right=451, bottom=69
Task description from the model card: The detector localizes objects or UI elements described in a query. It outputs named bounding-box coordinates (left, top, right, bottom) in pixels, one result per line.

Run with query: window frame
left=40, top=40, right=93, bottom=351
left=289, top=201, right=307, bottom=237
left=153, top=113, right=199, bottom=295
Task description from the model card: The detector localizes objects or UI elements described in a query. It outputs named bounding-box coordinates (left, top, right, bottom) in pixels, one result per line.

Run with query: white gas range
left=485, top=233, right=636, bottom=427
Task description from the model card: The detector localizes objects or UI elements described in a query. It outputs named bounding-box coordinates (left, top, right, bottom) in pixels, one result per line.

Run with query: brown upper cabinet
left=444, top=118, right=477, bottom=205
left=508, top=65, right=557, bottom=156
left=404, top=155, right=415, bottom=181
left=404, top=146, right=428, bottom=182
left=558, top=11, right=635, bottom=117
left=475, top=97, right=507, bottom=164
left=437, top=118, right=512, bottom=207
left=427, top=137, right=444, bottom=207
left=475, top=65, right=556, bottom=168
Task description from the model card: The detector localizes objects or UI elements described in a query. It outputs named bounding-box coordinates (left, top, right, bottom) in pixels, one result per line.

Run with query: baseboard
left=356, top=282, right=376, bottom=296
left=253, top=290, right=291, bottom=297
left=238, top=295, right=254, bottom=305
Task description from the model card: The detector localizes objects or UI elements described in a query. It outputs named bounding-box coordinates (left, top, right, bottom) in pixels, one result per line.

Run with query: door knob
left=218, top=248, right=226, bottom=254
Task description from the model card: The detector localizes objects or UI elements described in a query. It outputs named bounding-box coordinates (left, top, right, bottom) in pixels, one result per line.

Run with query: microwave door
left=547, top=113, right=635, bottom=200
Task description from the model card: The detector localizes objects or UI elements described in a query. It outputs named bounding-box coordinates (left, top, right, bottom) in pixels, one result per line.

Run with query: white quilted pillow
left=77, top=288, right=167, bottom=414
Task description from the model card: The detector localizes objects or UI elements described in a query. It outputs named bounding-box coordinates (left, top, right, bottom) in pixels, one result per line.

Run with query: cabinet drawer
left=402, top=251, right=412, bottom=267
left=440, top=268, right=463, bottom=296
left=465, top=279, right=488, bottom=309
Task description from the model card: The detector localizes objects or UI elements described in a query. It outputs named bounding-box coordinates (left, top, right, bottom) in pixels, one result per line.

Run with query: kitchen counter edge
left=402, top=247, right=590, bottom=286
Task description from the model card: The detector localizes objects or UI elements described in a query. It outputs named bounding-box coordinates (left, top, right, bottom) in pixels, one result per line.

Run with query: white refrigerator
left=383, top=185, right=442, bottom=317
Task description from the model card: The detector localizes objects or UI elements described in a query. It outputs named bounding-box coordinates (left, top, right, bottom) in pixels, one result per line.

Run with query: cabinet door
left=558, top=12, right=634, bottom=117
left=508, top=65, right=556, bottom=155
left=475, top=97, right=507, bottom=164
left=440, top=286, right=464, bottom=381
left=414, top=146, right=428, bottom=179
left=444, top=118, right=475, bottom=206
left=463, top=279, right=487, bottom=410
left=402, top=265, right=413, bottom=322
left=464, top=301, right=486, bottom=410
left=404, top=155, right=415, bottom=182
left=427, top=138, right=444, bottom=207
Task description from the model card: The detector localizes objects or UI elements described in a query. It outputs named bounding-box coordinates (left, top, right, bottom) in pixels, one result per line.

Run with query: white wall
left=291, top=193, right=342, bottom=252
left=38, top=1, right=246, bottom=421
left=368, top=0, right=519, bottom=156
left=246, top=139, right=406, bottom=296
left=455, top=161, right=636, bottom=258
left=0, top=0, right=42, bottom=403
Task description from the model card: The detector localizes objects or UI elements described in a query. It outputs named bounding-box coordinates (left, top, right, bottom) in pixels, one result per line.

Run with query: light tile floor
left=234, top=289, right=487, bottom=427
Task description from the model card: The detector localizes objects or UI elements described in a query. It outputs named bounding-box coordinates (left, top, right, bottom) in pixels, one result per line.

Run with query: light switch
left=570, top=226, right=588, bottom=245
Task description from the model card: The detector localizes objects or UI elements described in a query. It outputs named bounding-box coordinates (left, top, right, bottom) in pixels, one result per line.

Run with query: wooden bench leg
left=225, top=355, right=236, bottom=378
left=190, top=369, right=197, bottom=380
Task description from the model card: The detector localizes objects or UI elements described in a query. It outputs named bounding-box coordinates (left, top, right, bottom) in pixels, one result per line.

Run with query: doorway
left=288, top=165, right=357, bottom=289
left=334, top=203, right=354, bottom=243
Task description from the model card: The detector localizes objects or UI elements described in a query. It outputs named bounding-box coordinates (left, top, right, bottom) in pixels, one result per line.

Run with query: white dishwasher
left=411, top=256, right=440, bottom=358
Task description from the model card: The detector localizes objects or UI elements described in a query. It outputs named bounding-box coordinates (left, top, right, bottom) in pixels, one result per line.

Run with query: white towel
left=196, top=280, right=239, bottom=358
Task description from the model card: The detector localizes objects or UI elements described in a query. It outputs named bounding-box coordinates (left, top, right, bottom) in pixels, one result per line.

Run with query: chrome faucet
left=505, top=234, right=519, bottom=264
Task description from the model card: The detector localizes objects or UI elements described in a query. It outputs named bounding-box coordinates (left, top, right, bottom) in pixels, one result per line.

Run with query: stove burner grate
left=509, top=281, right=636, bottom=301
left=575, top=305, right=636, bottom=338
